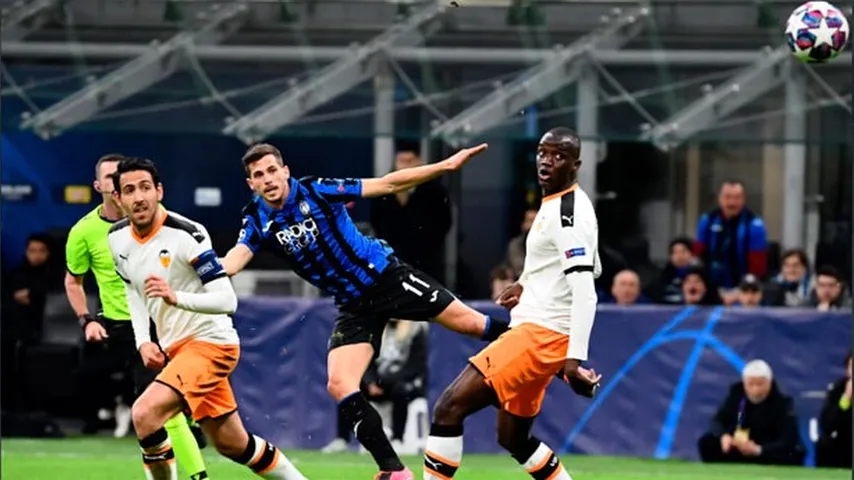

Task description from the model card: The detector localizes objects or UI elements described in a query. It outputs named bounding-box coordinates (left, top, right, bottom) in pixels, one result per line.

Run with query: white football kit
left=108, top=210, right=239, bottom=351
left=511, top=184, right=601, bottom=360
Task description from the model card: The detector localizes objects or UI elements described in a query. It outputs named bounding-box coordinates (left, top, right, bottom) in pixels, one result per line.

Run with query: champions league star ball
left=785, top=1, right=849, bottom=63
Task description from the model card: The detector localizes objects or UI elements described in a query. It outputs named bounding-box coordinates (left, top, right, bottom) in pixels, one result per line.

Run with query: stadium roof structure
left=641, top=44, right=795, bottom=151
left=222, top=1, right=447, bottom=145
left=430, top=4, right=649, bottom=147
left=0, top=0, right=63, bottom=41
left=20, top=1, right=250, bottom=139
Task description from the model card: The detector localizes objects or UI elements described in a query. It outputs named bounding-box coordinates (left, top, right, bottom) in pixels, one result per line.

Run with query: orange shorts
left=157, top=339, right=240, bottom=421
left=469, top=323, right=568, bottom=417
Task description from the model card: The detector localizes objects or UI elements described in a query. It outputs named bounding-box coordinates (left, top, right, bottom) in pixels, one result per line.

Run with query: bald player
left=422, top=128, right=602, bottom=480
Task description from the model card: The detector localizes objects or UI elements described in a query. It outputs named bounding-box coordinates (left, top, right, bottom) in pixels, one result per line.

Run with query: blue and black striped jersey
left=237, top=176, right=394, bottom=304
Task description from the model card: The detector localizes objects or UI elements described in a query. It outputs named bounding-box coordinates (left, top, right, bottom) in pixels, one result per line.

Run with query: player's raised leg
left=327, top=342, right=411, bottom=479
left=497, top=411, right=573, bottom=480
left=135, top=348, right=209, bottom=479
left=131, top=382, right=184, bottom=480
left=425, top=365, right=498, bottom=480
left=433, top=299, right=510, bottom=342
left=201, top=411, right=304, bottom=479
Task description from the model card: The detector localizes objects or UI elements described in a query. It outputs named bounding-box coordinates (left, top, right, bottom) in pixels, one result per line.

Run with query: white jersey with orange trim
left=511, top=185, right=601, bottom=339
left=107, top=210, right=240, bottom=351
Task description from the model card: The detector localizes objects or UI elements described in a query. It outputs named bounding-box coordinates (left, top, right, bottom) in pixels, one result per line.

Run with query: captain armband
left=192, top=249, right=227, bottom=285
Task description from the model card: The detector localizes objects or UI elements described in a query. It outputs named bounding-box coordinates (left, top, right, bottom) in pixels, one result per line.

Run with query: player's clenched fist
left=139, top=342, right=166, bottom=370
left=496, top=282, right=523, bottom=310
left=144, top=274, right=177, bottom=305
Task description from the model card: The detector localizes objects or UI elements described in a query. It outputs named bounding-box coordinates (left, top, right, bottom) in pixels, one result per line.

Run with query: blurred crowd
left=493, top=180, right=852, bottom=311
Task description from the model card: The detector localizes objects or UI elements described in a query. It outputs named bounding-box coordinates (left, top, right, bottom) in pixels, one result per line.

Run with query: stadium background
left=1, top=0, right=852, bottom=477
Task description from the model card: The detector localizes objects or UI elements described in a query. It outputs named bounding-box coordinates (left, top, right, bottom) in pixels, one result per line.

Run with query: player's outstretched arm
left=360, top=143, right=488, bottom=198
left=222, top=244, right=254, bottom=276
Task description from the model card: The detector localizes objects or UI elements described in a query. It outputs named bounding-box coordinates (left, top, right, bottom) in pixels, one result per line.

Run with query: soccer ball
left=785, top=1, right=849, bottom=63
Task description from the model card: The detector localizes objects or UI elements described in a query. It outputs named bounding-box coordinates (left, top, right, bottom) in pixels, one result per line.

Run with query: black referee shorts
left=328, top=260, right=455, bottom=352
left=102, top=318, right=159, bottom=396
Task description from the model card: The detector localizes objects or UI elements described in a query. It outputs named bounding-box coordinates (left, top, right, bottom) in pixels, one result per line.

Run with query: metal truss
left=223, top=1, right=447, bottom=144
left=430, top=4, right=650, bottom=146
left=1, top=0, right=61, bottom=41
left=21, top=2, right=249, bottom=139
left=641, top=45, right=792, bottom=151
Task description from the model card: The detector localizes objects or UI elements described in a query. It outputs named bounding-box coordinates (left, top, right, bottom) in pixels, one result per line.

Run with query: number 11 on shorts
left=402, top=273, right=431, bottom=296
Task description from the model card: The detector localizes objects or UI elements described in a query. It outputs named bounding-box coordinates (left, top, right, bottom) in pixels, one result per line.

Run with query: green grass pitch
left=1, top=438, right=849, bottom=479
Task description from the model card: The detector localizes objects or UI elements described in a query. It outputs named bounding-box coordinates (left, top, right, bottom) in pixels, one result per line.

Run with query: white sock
left=141, top=439, right=178, bottom=480
left=244, top=434, right=307, bottom=480
left=517, top=441, right=572, bottom=480
left=424, top=424, right=463, bottom=479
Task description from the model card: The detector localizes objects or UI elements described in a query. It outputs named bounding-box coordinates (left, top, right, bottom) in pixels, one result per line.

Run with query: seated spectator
left=681, top=266, right=721, bottom=306
left=733, top=274, right=764, bottom=308
left=816, top=352, right=853, bottom=469
left=808, top=266, right=852, bottom=311
left=698, top=360, right=805, bottom=466
left=506, top=208, right=537, bottom=278
left=647, top=237, right=697, bottom=304
left=764, top=249, right=813, bottom=307
left=604, top=269, right=649, bottom=306
left=490, top=265, right=517, bottom=301
left=322, top=320, right=427, bottom=453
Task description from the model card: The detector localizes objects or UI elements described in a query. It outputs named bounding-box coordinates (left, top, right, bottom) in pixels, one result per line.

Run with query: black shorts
left=103, top=317, right=159, bottom=395
left=328, top=260, right=455, bottom=352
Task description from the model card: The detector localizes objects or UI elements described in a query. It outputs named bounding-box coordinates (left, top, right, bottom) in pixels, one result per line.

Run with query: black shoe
left=191, top=424, right=208, bottom=449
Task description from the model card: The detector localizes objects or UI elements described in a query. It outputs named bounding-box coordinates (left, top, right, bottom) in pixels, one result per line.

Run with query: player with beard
left=108, top=157, right=306, bottom=480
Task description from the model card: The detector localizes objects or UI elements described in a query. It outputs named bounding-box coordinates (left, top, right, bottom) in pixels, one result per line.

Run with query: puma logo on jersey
left=561, top=214, right=574, bottom=227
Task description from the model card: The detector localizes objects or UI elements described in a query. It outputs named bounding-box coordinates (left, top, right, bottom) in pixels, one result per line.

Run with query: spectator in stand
left=733, top=274, right=764, bottom=308
left=698, top=360, right=805, bottom=466
left=6, top=233, right=54, bottom=345
left=648, top=237, right=698, bottom=304
left=808, top=266, right=852, bottom=311
left=764, top=249, right=813, bottom=307
left=682, top=266, right=721, bottom=306
left=816, top=352, right=853, bottom=469
left=604, top=269, right=648, bottom=306
left=490, top=265, right=517, bottom=301
left=1, top=233, right=56, bottom=412
left=370, top=145, right=452, bottom=282
left=505, top=208, right=537, bottom=278
left=694, top=181, right=768, bottom=304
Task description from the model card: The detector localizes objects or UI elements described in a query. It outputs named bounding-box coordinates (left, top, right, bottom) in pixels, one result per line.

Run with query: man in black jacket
left=698, top=360, right=805, bottom=466
left=815, top=352, right=852, bottom=468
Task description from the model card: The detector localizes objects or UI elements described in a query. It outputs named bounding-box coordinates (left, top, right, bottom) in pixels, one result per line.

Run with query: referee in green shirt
left=64, top=154, right=208, bottom=479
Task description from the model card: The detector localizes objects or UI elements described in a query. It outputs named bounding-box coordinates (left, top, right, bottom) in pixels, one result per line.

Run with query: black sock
left=339, top=392, right=404, bottom=471
left=336, top=402, right=352, bottom=441
left=391, top=396, right=409, bottom=441
left=482, top=315, right=510, bottom=342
